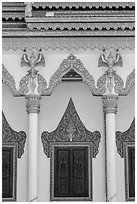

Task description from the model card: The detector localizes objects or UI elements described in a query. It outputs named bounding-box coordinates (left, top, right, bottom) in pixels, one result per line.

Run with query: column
left=26, top=95, right=41, bottom=202
left=102, top=94, right=118, bottom=202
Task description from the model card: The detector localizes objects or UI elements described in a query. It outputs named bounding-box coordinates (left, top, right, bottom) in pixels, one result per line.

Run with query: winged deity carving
left=98, top=49, right=123, bottom=93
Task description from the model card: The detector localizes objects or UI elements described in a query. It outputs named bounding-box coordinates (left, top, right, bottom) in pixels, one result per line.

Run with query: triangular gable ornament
left=41, top=98, right=101, bottom=158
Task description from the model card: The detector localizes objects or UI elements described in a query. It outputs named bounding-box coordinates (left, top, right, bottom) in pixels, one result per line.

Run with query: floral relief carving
left=116, top=118, right=135, bottom=158
left=41, top=98, right=101, bottom=158
left=2, top=112, right=27, bottom=158
left=40, top=54, right=106, bottom=96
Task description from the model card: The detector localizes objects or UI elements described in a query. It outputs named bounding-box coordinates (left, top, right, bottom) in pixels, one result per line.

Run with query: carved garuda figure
left=98, top=49, right=123, bottom=92
left=20, top=49, right=45, bottom=93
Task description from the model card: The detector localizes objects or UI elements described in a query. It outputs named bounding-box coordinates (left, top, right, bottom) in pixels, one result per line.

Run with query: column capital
left=25, top=95, right=41, bottom=114
left=102, top=94, right=118, bottom=114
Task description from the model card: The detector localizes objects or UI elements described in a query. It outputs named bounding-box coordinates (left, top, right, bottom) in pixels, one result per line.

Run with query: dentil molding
left=41, top=98, right=101, bottom=158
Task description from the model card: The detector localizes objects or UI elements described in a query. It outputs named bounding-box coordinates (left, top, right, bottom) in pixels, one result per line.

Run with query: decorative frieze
left=2, top=112, right=27, bottom=158
left=26, top=95, right=41, bottom=114
left=102, top=95, right=118, bottom=114
left=2, top=37, right=135, bottom=51
left=41, top=98, right=101, bottom=158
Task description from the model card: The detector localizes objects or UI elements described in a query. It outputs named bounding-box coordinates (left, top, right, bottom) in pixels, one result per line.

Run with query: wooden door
left=54, top=146, right=89, bottom=198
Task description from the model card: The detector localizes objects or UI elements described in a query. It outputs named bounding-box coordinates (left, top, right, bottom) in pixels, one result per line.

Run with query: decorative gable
left=41, top=98, right=101, bottom=158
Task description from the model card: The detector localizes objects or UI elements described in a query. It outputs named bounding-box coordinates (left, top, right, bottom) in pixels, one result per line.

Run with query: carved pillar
left=102, top=94, right=118, bottom=202
left=26, top=95, right=41, bottom=202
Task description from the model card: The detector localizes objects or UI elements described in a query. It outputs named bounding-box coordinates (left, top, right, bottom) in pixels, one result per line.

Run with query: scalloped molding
left=33, top=2, right=134, bottom=9
left=116, top=118, right=135, bottom=158
left=27, top=22, right=134, bottom=31
left=41, top=98, right=101, bottom=158
left=2, top=112, right=27, bottom=158
left=39, top=54, right=106, bottom=96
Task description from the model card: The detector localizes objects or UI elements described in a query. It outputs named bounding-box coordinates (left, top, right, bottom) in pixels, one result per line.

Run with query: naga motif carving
left=116, top=118, right=135, bottom=158
left=2, top=64, right=18, bottom=96
left=2, top=112, right=27, bottom=158
left=114, top=69, right=135, bottom=95
left=41, top=98, right=101, bottom=158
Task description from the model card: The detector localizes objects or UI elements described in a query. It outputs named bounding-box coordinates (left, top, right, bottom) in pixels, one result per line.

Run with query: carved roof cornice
left=2, top=2, right=135, bottom=38
left=26, top=22, right=134, bottom=32
left=2, top=37, right=135, bottom=51
left=41, top=98, right=101, bottom=158
left=116, top=118, right=135, bottom=158
left=2, top=112, right=27, bottom=158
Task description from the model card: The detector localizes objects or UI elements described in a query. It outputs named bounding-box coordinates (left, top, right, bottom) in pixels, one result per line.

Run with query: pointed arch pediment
left=39, top=54, right=106, bottom=96
left=41, top=98, right=101, bottom=158
left=2, top=112, right=27, bottom=158
left=116, top=118, right=135, bottom=158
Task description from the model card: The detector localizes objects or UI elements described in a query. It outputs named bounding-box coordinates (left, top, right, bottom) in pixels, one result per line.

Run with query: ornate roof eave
left=33, top=2, right=135, bottom=9
left=2, top=112, right=27, bottom=158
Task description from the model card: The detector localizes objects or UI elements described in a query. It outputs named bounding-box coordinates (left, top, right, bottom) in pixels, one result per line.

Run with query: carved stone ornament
left=102, top=95, right=118, bottom=114
left=41, top=98, right=101, bottom=158
left=2, top=112, right=27, bottom=158
left=25, top=95, right=41, bottom=114
left=40, top=54, right=106, bottom=96
left=116, top=118, right=135, bottom=158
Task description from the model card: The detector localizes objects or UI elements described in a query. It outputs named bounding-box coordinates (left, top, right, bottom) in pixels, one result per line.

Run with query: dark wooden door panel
left=54, top=146, right=89, bottom=198
left=72, top=148, right=88, bottom=197
left=128, top=147, right=135, bottom=198
left=54, top=148, right=70, bottom=197
left=2, top=147, right=13, bottom=198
